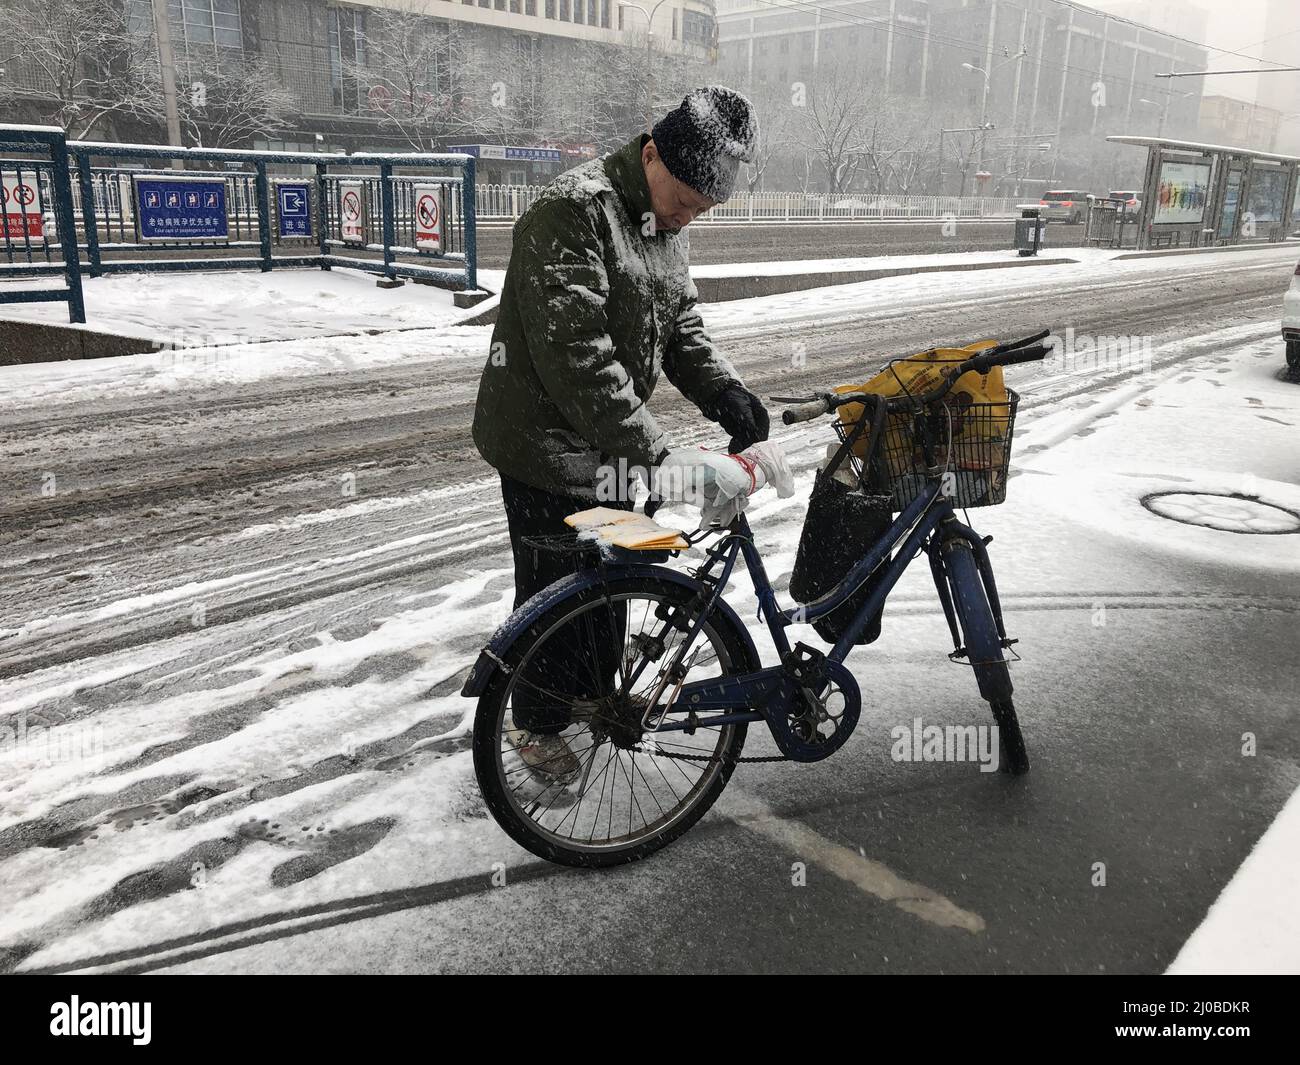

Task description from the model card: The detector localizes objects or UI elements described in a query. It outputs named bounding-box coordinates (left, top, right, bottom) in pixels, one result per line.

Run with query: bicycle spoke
left=629, top=749, right=671, bottom=820
left=643, top=748, right=684, bottom=809
left=555, top=738, right=609, bottom=839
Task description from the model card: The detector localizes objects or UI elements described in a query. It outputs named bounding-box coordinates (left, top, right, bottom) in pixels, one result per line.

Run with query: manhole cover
left=1142, top=492, right=1300, bottom=534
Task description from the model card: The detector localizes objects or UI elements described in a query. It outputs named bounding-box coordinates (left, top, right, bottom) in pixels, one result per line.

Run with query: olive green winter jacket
left=471, top=134, right=741, bottom=499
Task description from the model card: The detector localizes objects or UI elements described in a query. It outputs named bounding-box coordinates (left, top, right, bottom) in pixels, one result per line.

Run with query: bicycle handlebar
left=779, top=341, right=1051, bottom=425
left=781, top=393, right=836, bottom=424
left=967, top=344, right=1051, bottom=374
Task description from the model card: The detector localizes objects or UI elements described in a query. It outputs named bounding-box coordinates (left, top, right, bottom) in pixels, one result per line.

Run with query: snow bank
left=0, top=267, right=466, bottom=344
left=1016, top=324, right=1300, bottom=574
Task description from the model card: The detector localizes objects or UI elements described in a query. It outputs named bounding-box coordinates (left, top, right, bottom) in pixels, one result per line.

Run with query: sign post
left=339, top=180, right=365, bottom=244
left=414, top=184, right=442, bottom=251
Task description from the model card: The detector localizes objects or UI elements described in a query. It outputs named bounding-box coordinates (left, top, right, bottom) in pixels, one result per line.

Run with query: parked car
left=1284, top=260, right=1300, bottom=380
left=1038, top=190, right=1093, bottom=224
left=1109, top=190, right=1142, bottom=218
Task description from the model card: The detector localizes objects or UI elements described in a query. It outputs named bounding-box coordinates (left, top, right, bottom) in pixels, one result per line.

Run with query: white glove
left=744, top=440, right=796, bottom=500
left=654, top=441, right=794, bottom=527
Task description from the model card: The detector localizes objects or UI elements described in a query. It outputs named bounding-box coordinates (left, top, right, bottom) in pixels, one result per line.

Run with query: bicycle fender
left=459, top=564, right=760, bottom=698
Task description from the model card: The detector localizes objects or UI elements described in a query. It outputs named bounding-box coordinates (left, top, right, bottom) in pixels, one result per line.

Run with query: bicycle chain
left=631, top=743, right=788, bottom=764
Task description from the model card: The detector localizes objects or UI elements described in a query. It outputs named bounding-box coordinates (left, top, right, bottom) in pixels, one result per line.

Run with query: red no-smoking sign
left=338, top=181, right=365, bottom=244
left=414, top=185, right=442, bottom=251
left=1, top=172, right=43, bottom=241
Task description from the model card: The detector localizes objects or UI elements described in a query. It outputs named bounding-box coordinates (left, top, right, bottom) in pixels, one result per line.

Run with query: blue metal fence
left=0, top=125, right=84, bottom=322
left=0, top=129, right=478, bottom=325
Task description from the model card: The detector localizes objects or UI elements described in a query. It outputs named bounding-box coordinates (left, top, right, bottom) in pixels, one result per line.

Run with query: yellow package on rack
left=834, top=340, right=1012, bottom=474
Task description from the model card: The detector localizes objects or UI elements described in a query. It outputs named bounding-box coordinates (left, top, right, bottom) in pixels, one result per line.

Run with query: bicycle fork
left=926, top=518, right=1013, bottom=659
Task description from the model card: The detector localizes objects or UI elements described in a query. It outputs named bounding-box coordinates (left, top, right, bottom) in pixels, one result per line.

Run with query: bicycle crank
left=765, top=645, right=862, bottom=762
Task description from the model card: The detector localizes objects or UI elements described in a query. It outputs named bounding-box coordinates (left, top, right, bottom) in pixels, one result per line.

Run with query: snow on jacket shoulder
left=472, top=134, right=740, bottom=500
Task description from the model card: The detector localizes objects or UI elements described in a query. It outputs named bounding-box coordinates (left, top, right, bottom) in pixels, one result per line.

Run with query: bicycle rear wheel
left=473, top=574, right=758, bottom=868
left=941, top=538, right=1030, bottom=774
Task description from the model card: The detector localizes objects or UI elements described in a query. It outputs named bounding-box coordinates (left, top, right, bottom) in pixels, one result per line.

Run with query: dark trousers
left=500, top=474, right=631, bottom=734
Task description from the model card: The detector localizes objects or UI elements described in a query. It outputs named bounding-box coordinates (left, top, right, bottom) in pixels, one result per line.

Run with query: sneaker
left=512, top=730, right=582, bottom=786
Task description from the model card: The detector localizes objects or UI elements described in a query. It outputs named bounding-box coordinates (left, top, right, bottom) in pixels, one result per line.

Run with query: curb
left=476, top=217, right=1026, bottom=229
left=1113, top=239, right=1300, bottom=262
left=0, top=319, right=155, bottom=366
left=455, top=255, right=1079, bottom=330
left=451, top=292, right=501, bottom=328
left=694, top=255, right=1078, bottom=303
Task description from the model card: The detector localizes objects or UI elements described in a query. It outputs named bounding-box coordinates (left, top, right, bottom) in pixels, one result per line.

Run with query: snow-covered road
left=1, top=245, right=1297, bottom=973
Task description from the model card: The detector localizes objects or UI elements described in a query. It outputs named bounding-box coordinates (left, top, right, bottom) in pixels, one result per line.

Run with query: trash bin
left=1014, top=205, right=1046, bottom=257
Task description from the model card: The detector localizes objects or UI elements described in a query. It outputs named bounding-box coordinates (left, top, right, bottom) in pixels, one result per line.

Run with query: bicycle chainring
left=767, top=657, right=862, bottom=762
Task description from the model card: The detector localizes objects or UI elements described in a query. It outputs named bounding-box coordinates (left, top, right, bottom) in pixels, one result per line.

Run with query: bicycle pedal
left=782, top=643, right=829, bottom=688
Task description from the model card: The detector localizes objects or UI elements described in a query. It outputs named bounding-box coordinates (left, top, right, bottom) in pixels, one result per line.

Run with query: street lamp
left=619, top=1, right=672, bottom=129
left=962, top=50, right=1027, bottom=186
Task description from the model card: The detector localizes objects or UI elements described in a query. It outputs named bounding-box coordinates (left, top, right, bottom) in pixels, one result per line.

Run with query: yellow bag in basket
left=835, top=341, right=1011, bottom=475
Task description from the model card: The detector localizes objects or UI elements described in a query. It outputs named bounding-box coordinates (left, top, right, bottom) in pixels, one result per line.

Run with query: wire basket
left=835, top=388, right=1020, bottom=510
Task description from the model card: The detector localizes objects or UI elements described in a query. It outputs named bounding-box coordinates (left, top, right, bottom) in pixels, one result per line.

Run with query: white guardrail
left=475, top=184, right=1024, bottom=222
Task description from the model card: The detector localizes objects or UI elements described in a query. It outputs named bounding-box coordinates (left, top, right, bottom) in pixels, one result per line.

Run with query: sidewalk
left=1015, top=322, right=1300, bottom=576
left=0, top=267, right=470, bottom=357
left=1013, top=325, right=1300, bottom=973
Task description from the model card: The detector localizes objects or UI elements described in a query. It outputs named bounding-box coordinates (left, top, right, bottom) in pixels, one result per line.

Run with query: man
left=472, top=87, right=770, bottom=778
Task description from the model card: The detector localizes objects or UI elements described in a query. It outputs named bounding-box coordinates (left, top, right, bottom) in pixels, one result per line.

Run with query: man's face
left=641, top=139, right=716, bottom=232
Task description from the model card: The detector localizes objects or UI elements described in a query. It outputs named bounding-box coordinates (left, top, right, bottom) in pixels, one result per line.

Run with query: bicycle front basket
left=839, top=388, right=1020, bottom=510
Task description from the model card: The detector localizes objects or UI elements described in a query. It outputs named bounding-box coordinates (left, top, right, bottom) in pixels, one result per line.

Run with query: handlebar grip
left=782, top=397, right=833, bottom=424
left=996, top=344, right=1051, bottom=366
left=969, top=343, right=1051, bottom=373
left=984, top=329, right=1051, bottom=357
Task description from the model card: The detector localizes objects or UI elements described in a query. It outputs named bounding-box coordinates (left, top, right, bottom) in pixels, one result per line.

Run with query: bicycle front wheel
left=473, top=574, right=757, bottom=868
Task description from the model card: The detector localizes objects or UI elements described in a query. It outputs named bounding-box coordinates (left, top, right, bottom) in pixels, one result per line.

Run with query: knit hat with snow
left=651, top=86, right=758, bottom=204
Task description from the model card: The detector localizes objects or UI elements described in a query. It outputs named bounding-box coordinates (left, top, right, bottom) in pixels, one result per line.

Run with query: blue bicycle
left=464, top=336, right=1051, bottom=867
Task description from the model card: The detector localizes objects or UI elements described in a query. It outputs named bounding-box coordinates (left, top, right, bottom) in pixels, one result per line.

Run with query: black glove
left=644, top=448, right=671, bottom=517
left=703, top=382, right=770, bottom=453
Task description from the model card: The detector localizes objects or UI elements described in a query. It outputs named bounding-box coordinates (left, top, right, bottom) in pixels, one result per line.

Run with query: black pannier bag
left=789, top=400, right=894, bottom=646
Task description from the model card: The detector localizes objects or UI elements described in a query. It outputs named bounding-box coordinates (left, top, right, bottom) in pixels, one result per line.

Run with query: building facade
left=1200, top=95, right=1284, bottom=154
left=1260, top=0, right=1300, bottom=155
left=1, top=0, right=720, bottom=168
left=715, top=0, right=1207, bottom=193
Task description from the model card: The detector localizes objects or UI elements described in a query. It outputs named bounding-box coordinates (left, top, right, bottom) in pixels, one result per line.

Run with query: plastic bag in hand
left=654, top=441, right=794, bottom=527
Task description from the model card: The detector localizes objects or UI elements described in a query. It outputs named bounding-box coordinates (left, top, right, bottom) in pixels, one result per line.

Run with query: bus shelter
left=1107, top=135, right=1300, bottom=251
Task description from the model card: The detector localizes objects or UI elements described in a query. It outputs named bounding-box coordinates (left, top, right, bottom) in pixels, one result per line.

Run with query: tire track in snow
left=0, top=317, right=1285, bottom=679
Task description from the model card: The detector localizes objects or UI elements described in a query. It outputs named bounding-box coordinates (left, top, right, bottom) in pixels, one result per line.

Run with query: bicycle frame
left=648, top=478, right=1009, bottom=758
left=459, top=469, right=1013, bottom=761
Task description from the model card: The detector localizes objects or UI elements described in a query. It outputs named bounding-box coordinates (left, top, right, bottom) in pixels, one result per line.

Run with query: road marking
left=721, top=789, right=985, bottom=933
left=1167, top=783, right=1300, bottom=975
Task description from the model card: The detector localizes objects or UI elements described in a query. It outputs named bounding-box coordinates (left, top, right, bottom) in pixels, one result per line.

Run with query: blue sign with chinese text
left=135, top=177, right=228, bottom=242
left=276, top=182, right=312, bottom=238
